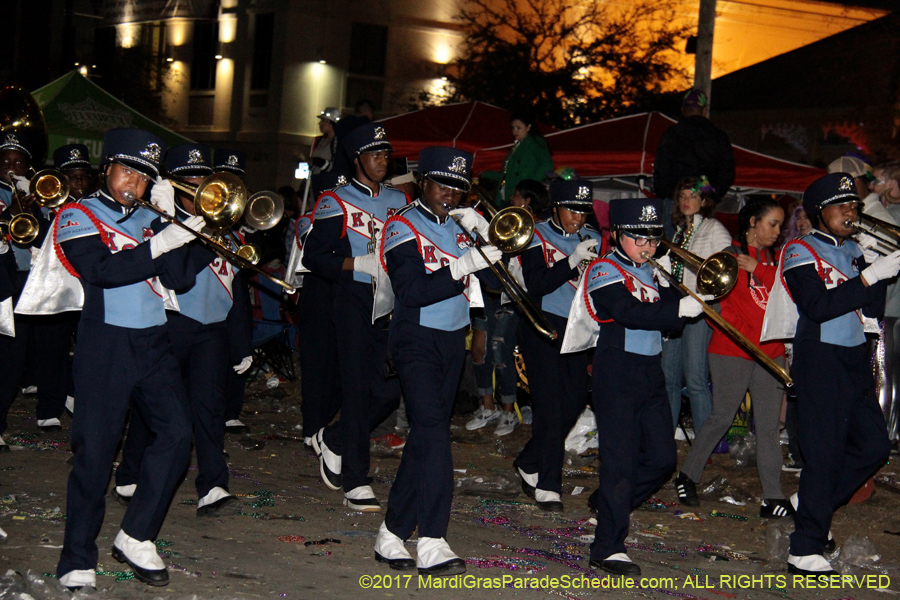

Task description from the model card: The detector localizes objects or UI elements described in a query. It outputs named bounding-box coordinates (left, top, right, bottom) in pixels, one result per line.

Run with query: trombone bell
left=695, top=252, right=739, bottom=299
left=237, top=244, right=261, bottom=265
left=244, top=191, right=284, bottom=231
left=191, top=172, right=247, bottom=230
left=488, top=206, right=534, bottom=253
left=4, top=213, right=39, bottom=245
left=30, top=169, right=70, bottom=209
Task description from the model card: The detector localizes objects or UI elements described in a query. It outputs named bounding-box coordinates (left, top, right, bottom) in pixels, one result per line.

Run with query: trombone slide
left=643, top=252, right=793, bottom=388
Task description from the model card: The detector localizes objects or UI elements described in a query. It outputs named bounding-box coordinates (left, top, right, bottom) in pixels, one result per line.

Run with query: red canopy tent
left=473, top=112, right=824, bottom=194
left=377, top=101, right=555, bottom=158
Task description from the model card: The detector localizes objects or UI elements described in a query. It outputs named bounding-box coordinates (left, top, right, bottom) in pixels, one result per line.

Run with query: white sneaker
left=59, top=569, right=96, bottom=589
left=493, top=411, right=519, bottom=437
left=416, top=537, right=466, bottom=575
left=465, top=407, right=501, bottom=431
left=374, top=522, right=415, bottom=570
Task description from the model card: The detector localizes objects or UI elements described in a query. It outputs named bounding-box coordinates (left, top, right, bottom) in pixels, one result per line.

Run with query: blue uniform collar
left=548, top=217, right=577, bottom=237
left=350, top=178, right=381, bottom=197
left=809, top=228, right=844, bottom=247
left=612, top=247, right=642, bottom=268
left=413, top=200, right=451, bottom=226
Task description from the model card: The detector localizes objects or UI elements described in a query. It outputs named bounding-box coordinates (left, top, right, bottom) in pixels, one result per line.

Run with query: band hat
left=418, top=146, right=472, bottom=192
left=827, top=156, right=874, bottom=181
left=609, top=197, right=664, bottom=237
left=551, top=179, right=593, bottom=214
left=53, top=144, right=92, bottom=170
left=101, top=128, right=166, bottom=179
left=803, top=172, right=860, bottom=218
left=213, top=149, right=246, bottom=176
left=343, top=123, right=393, bottom=157
left=0, top=130, right=40, bottom=161
left=166, top=143, right=214, bottom=177
left=318, top=107, right=342, bottom=123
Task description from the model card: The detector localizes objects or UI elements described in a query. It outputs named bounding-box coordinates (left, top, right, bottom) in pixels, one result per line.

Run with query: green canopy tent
left=31, top=71, right=192, bottom=165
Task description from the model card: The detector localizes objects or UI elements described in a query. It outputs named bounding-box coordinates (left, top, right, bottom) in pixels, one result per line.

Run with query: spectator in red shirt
left=674, top=197, right=793, bottom=519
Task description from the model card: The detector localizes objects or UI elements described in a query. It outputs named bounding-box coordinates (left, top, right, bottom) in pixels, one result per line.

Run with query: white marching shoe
left=374, top=522, right=415, bottom=570
left=112, top=529, right=169, bottom=586
left=58, top=569, right=96, bottom=590
left=416, top=537, right=466, bottom=576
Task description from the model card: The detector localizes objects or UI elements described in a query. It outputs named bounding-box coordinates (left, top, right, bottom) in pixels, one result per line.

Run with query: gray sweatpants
left=681, top=353, right=786, bottom=500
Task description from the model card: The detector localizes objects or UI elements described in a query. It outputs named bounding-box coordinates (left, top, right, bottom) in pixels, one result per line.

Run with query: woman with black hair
left=480, top=115, right=553, bottom=207
left=673, top=197, right=793, bottom=519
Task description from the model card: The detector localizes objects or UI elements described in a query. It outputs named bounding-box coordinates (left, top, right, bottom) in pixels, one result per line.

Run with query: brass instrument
left=447, top=191, right=558, bottom=341
left=846, top=215, right=900, bottom=255
left=577, top=231, right=597, bottom=267
left=125, top=177, right=296, bottom=293
left=642, top=251, right=793, bottom=387
left=1, top=169, right=70, bottom=245
left=661, top=239, right=739, bottom=299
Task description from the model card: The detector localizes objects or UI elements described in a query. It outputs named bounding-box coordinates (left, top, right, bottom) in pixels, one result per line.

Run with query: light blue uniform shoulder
left=781, top=239, right=817, bottom=272
left=55, top=203, right=101, bottom=243
left=313, top=193, right=345, bottom=220
left=585, top=259, right=626, bottom=293
left=383, top=216, right=417, bottom=254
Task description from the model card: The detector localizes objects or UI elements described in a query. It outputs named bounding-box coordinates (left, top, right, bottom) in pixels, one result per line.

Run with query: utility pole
left=695, top=0, right=717, bottom=110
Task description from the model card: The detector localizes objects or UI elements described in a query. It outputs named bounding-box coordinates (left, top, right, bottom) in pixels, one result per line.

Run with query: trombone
left=846, top=214, right=900, bottom=255
left=642, top=251, right=793, bottom=387
left=0, top=169, right=70, bottom=245
left=129, top=173, right=296, bottom=293
left=447, top=191, right=558, bottom=341
left=661, top=240, right=738, bottom=299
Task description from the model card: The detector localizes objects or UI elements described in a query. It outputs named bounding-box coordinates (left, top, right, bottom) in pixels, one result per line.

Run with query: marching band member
left=775, top=173, right=896, bottom=576
left=213, top=148, right=253, bottom=433
left=114, top=143, right=252, bottom=516
left=54, top=128, right=204, bottom=589
left=574, top=197, right=706, bottom=577
left=373, top=146, right=500, bottom=575
left=513, top=180, right=601, bottom=511
left=0, top=131, right=53, bottom=446
left=54, top=144, right=97, bottom=200
left=303, top=123, right=407, bottom=510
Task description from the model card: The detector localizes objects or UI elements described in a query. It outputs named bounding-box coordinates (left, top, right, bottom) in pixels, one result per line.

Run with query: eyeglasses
left=623, top=232, right=661, bottom=247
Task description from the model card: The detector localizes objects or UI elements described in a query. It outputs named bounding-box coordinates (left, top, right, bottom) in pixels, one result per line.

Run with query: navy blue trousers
left=591, top=347, right=676, bottom=561
left=299, top=274, right=342, bottom=438
left=385, top=320, right=465, bottom=539
left=116, top=315, right=230, bottom=499
left=58, top=319, right=192, bottom=576
left=789, top=340, right=890, bottom=556
left=322, top=291, right=400, bottom=492
left=516, top=312, right=590, bottom=494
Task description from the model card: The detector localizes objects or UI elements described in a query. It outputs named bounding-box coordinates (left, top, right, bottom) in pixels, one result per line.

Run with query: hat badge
left=140, top=143, right=162, bottom=163
left=838, top=176, right=854, bottom=192
left=576, top=186, right=590, bottom=201
left=187, top=149, right=203, bottom=164
left=5, top=133, right=19, bottom=145
left=227, top=154, right=239, bottom=166
left=639, top=205, right=658, bottom=222
left=448, top=156, right=467, bottom=174
left=337, top=175, right=348, bottom=186
left=69, top=148, right=82, bottom=160
left=373, top=126, right=386, bottom=141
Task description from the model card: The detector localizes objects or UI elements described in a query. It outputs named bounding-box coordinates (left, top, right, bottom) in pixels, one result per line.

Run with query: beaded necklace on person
left=672, top=215, right=704, bottom=283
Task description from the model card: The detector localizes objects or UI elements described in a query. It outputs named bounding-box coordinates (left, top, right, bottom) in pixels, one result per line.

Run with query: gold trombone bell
left=661, top=239, right=738, bottom=299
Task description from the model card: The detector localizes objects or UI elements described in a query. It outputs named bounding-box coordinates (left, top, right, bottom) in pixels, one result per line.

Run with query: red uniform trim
left=381, top=214, right=422, bottom=275
left=778, top=239, right=824, bottom=303
left=312, top=191, right=348, bottom=239
left=583, top=257, right=636, bottom=323
left=53, top=202, right=110, bottom=279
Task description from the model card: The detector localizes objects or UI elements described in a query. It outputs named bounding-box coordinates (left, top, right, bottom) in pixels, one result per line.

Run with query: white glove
left=354, top=253, right=379, bottom=277
left=233, top=356, right=253, bottom=374
left=449, top=208, right=490, bottom=240
left=149, top=215, right=205, bottom=259
left=567, top=239, right=598, bottom=269
left=656, top=253, right=673, bottom=273
left=862, top=250, right=900, bottom=285
left=151, top=178, right=176, bottom=217
left=13, top=175, right=29, bottom=195
left=0, top=239, right=7, bottom=255
left=678, top=294, right=713, bottom=318
left=449, top=245, right=502, bottom=280
left=856, top=232, right=881, bottom=263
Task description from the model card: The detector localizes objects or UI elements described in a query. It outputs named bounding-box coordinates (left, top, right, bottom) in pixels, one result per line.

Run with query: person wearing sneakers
left=773, top=173, right=895, bottom=577
left=113, top=143, right=251, bottom=517
left=373, top=146, right=500, bottom=576
left=674, top=197, right=792, bottom=520
left=53, top=128, right=202, bottom=589
left=513, top=179, right=601, bottom=511
left=303, top=123, right=407, bottom=511
left=568, top=197, right=706, bottom=577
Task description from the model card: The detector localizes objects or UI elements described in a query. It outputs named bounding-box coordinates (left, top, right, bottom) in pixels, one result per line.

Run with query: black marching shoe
left=760, top=499, right=794, bottom=519
left=514, top=465, right=537, bottom=500
left=823, top=534, right=836, bottom=554
left=535, top=490, right=564, bottom=512
left=225, top=419, right=250, bottom=434
left=313, top=428, right=342, bottom=491
left=416, top=537, right=466, bottom=577
left=591, top=553, right=641, bottom=577
left=675, top=472, right=699, bottom=506
left=112, top=485, right=134, bottom=506
left=787, top=554, right=838, bottom=577
left=0, top=436, right=9, bottom=453
left=37, top=418, right=63, bottom=432
left=374, top=523, right=416, bottom=571
left=111, top=531, right=169, bottom=587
